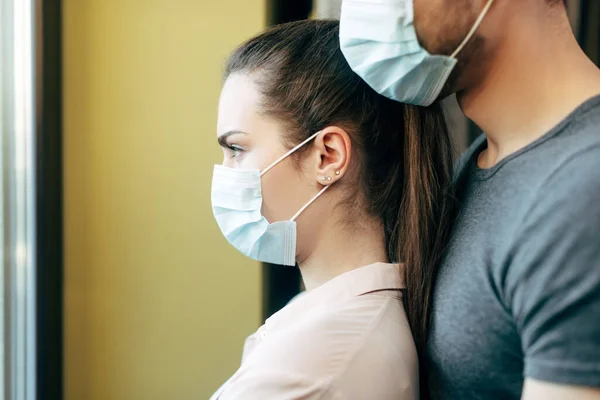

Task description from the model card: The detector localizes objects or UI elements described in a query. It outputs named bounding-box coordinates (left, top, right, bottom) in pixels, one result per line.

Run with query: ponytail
left=398, top=103, right=456, bottom=397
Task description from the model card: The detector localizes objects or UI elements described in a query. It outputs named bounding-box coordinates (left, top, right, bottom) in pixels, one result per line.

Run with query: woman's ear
left=312, top=126, right=351, bottom=186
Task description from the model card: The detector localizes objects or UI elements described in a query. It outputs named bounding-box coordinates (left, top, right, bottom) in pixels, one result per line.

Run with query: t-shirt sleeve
left=503, top=149, right=600, bottom=387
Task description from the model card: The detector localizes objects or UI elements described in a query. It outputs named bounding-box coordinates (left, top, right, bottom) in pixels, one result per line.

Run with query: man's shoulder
left=530, top=95, right=600, bottom=169
left=530, top=142, right=600, bottom=216
left=548, top=99, right=600, bottom=162
left=564, top=94, right=600, bottom=139
left=534, top=98, right=600, bottom=197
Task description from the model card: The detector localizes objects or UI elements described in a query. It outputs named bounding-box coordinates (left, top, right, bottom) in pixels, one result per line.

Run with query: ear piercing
left=321, top=171, right=340, bottom=182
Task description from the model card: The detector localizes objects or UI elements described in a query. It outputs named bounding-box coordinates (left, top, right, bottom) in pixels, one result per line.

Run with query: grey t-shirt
left=427, top=95, right=600, bottom=399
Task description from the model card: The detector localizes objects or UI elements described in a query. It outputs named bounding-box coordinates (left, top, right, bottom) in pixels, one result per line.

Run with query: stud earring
left=335, top=171, right=340, bottom=176
left=327, top=176, right=333, bottom=181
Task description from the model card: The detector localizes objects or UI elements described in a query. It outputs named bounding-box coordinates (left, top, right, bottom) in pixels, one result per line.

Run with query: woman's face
left=216, top=73, right=325, bottom=232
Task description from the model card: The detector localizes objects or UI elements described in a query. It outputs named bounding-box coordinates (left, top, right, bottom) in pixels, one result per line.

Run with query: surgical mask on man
left=211, top=131, right=329, bottom=266
left=340, top=0, right=495, bottom=106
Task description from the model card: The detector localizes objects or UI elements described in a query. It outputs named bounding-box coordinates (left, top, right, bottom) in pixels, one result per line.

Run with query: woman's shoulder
left=250, top=292, right=415, bottom=385
left=220, top=295, right=417, bottom=400
left=312, top=292, right=416, bottom=371
left=316, top=293, right=418, bottom=398
left=278, top=290, right=408, bottom=343
left=305, top=291, right=408, bottom=338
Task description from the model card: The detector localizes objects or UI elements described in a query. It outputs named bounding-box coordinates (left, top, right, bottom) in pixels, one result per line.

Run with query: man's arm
left=523, top=379, right=600, bottom=400
left=503, top=150, right=600, bottom=399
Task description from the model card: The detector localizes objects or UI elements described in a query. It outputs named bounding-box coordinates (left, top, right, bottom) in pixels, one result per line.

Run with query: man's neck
left=458, top=8, right=600, bottom=168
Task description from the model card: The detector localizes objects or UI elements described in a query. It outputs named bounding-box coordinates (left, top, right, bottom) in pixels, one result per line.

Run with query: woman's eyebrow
left=217, top=130, right=248, bottom=147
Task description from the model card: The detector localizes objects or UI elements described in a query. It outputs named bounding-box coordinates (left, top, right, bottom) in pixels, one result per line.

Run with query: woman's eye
left=228, top=145, right=244, bottom=158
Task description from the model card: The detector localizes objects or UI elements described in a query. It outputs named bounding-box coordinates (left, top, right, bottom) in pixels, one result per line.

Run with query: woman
left=210, top=19, right=454, bottom=399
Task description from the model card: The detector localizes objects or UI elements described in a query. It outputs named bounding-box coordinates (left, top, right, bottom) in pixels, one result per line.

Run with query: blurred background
left=0, top=0, right=598, bottom=399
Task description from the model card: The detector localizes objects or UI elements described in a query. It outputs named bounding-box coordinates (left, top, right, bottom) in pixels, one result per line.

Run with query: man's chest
left=426, top=183, right=534, bottom=399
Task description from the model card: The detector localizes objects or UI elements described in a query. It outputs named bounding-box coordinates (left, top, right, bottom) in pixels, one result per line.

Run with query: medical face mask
left=211, top=131, right=329, bottom=266
left=340, top=0, right=495, bottom=106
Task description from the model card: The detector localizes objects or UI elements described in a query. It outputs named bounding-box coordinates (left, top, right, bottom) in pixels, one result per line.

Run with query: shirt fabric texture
left=210, top=262, right=418, bottom=400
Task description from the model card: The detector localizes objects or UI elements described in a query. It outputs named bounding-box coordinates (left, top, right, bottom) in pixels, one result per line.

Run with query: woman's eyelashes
left=227, top=144, right=245, bottom=158
left=218, top=131, right=248, bottom=159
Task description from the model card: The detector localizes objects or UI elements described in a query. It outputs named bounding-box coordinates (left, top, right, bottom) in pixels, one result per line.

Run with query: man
left=340, top=0, right=600, bottom=399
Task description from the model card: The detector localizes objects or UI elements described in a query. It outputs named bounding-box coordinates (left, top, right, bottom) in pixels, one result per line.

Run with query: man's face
left=413, top=0, right=492, bottom=97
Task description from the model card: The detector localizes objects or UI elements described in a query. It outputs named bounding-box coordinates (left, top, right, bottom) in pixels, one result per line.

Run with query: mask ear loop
left=257, top=129, right=330, bottom=222
left=450, top=0, right=495, bottom=59
left=260, top=131, right=322, bottom=177
left=290, top=185, right=330, bottom=222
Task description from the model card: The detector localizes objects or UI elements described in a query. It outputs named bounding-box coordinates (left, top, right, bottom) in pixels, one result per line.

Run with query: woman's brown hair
left=225, top=19, right=455, bottom=382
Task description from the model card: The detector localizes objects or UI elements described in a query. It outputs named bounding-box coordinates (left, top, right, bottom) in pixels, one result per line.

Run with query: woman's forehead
left=217, top=74, right=262, bottom=136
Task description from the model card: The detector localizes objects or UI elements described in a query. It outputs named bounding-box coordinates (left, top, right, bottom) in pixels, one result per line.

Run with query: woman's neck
left=297, top=215, right=388, bottom=291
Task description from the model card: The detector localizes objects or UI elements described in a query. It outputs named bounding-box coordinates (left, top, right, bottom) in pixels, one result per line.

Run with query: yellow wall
left=63, top=1, right=264, bottom=399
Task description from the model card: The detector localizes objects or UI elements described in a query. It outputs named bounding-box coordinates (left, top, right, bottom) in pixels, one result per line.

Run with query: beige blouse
left=210, top=262, right=418, bottom=400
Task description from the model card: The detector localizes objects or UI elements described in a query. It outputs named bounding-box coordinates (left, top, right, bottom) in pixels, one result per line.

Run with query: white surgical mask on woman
left=211, top=131, right=330, bottom=266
